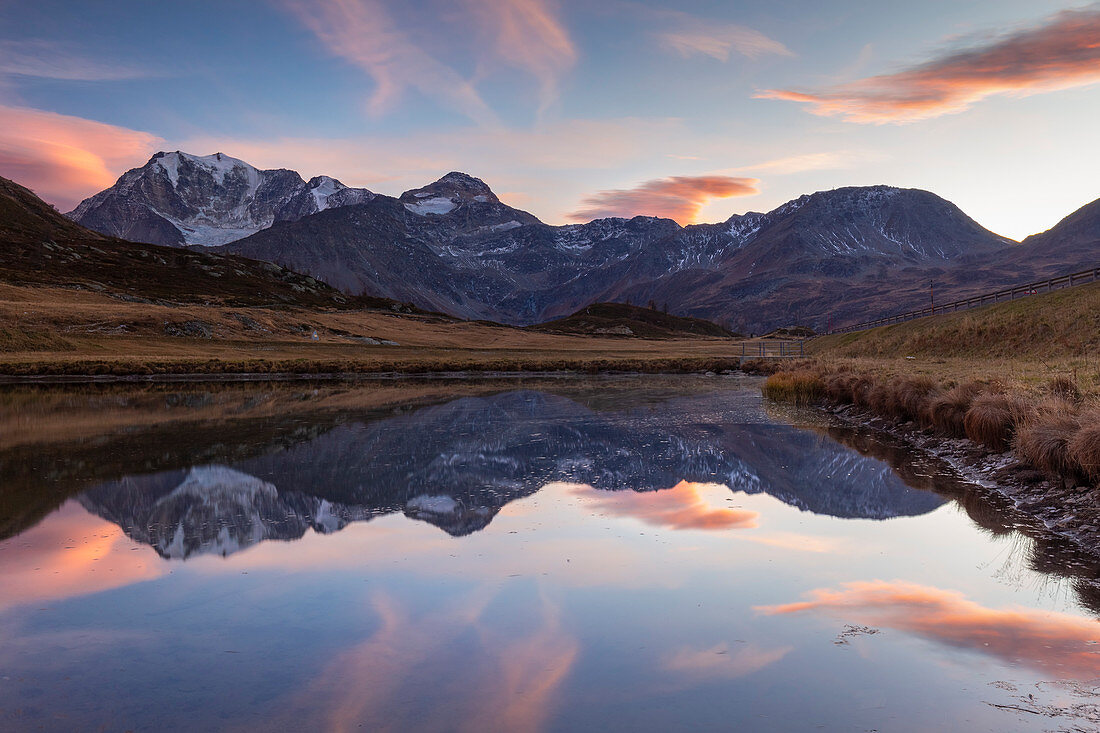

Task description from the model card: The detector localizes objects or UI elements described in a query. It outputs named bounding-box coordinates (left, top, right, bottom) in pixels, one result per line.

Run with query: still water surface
left=1, top=377, right=1099, bottom=731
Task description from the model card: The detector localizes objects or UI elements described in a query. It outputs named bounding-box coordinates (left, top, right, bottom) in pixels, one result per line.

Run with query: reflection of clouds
left=270, top=586, right=577, bottom=732
left=759, top=580, right=1100, bottom=679
left=665, top=642, right=790, bottom=681
left=573, top=481, right=758, bottom=531
left=0, top=501, right=162, bottom=611
left=740, top=532, right=843, bottom=554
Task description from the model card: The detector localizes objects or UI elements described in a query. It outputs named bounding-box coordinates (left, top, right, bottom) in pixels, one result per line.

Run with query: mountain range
left=60, top=151, right=1100, bottom=330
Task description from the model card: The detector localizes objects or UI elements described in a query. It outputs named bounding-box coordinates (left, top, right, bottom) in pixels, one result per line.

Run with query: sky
left=1, top=0, right=1099, bottom=240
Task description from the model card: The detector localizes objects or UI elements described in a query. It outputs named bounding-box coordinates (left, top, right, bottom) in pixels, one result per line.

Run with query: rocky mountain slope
left=67, top=151, right=373, bottom=246
left=0, top=174, right=396, bottom=309
left=221, top=175, right=1013, bottom=330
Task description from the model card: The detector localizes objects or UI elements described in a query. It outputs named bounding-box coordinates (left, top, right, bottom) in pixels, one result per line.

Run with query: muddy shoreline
left=823, top=401, right=1100, bottom=566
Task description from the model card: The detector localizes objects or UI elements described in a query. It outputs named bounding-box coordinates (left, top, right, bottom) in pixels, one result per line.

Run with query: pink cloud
left=283, top=0, right=498, bottom=125
left=465, top=0, right=576, bottom=112
left=572, top=481, right=759, bottom=531
left=283, top=0, right=575, bottom=123
left=758, top=580, right=1100, bottom=679
left=0, top=104, right=161, bottom=211
left=569, top=175, right=759, bottom=224
left=758, top=7, right=1100, bottom=123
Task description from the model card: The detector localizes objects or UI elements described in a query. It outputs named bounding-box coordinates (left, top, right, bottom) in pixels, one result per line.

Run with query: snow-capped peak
left=154, top=151, right=259, bottom=187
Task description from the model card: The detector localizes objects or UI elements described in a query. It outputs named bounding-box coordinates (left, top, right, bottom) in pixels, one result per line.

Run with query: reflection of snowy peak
left=79, top=389, right=945, bottom=559
left=67, top=151, right=373, bottom=246
left=80, top=465, right=376, bottom=559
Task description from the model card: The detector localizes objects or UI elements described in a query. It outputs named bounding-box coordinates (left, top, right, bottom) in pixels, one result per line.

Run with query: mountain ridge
left=67, top=151, right=374, bottom=246
left=35, top=150, right=1100, bottom=330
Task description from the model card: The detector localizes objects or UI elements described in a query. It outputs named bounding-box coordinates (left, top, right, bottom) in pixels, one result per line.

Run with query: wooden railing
left=738, top=340, right=805, bottom=359
left=829, top=266, right=1100, bottom=335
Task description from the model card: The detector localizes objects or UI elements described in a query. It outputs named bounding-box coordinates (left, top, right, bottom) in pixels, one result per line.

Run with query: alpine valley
left=68, top=151, right=1100, bottom=332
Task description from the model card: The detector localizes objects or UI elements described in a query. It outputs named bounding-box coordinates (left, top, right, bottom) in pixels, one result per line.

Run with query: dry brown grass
left=964, top=392, right=1032, bottom=451
left=1067, top=407, right=1100, bottom=481
left=762, top=370, right=825, bottom=405
left=0, top=283, right=796, bottom=377
left=923, top=382, right=985, bottom=438
left=1047, top=375, right=1083, bottom=403
left=1015, top=400, right=1082, bottom=479
left=809, top=280, right=1100, bottom=363
left=767, top=364, right=1100, bottom=486
left=894, top=376, right=940, bottom=422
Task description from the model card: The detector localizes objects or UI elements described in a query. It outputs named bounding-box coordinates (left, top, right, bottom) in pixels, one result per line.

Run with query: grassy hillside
left=527, top=302, right=737, bottom=339
left=810, top=280, right=1100, bottom=361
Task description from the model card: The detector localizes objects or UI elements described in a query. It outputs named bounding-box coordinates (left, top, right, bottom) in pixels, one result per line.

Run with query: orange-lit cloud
left=284, top=0, right=575, bottom=123
left=758, top=580, right=1100, bottom=679
left=0, top=501, right=163, bottom=611
left=0, top=104, right=161, bottom=211
left=664, top=642, right=790, bottom=681
left=572, top=481, right=759, bottom=531
left=758, top=7, right=1100, bottom=124
left=569, top=175, right=759, bottom=224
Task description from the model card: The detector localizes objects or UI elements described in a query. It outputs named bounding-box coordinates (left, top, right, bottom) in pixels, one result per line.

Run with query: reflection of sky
left=1, top=475, right=1098, bottom=730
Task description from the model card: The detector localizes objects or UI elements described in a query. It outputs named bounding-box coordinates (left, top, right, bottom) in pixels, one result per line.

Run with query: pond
left=1, top=376, right=1098, bottom=731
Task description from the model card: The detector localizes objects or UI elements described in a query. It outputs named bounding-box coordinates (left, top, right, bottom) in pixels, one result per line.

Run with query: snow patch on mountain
left=404, top=197, right=457, bottom=216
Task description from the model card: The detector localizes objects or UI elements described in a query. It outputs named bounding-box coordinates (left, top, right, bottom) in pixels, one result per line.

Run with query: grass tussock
left=964, top=393, right=1032, bottom=451
left=765, top=365, right=1099, bottom=487
left=923, top=382, right=985, bottom=438
left=1047, top=375, right=1083, bottom=403
left=762, top=370, right=826, bottom=405
left=1067, top=407, right=1100, bottom=481
left=1014, top=401, right=1082, bottom=479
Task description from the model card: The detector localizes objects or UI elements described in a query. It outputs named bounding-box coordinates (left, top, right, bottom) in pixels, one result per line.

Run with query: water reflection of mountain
left=77, top=390, right=945, bottom=558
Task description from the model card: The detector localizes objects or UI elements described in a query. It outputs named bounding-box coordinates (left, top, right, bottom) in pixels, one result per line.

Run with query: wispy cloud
left=283, top=0, right=499, bottom=125
left=283, top=0, right=575, bottom=123
left=758, top=580, right=1100, bottom=679
left=664, top=642, right=790, bottom=681
left=0, top=40, right=154, bottom=82
left=758, top=6, right=1100, bottom=123
left=569, top=175, right=759, bottom=224
left=742, top=151, right=869, bottom=175
left=655, top=12, right=792, bottom=62
left=0, top=104, right=162, bottom=210
left=464, top=0, right=576, bottom=113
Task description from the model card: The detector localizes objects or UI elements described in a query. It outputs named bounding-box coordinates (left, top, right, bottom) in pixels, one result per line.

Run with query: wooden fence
left=829, top=266, right=1100, bottom=335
